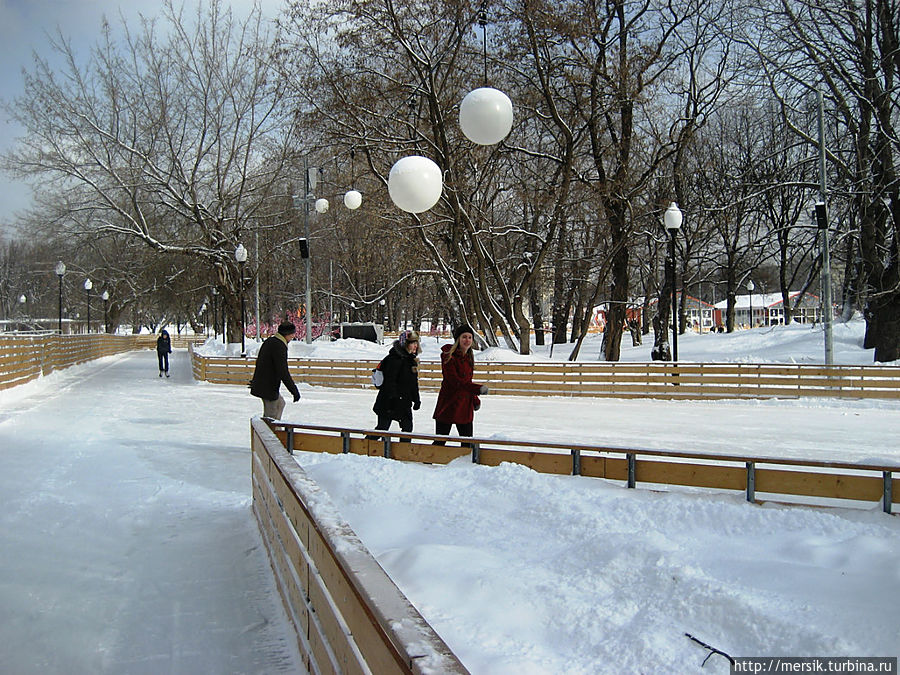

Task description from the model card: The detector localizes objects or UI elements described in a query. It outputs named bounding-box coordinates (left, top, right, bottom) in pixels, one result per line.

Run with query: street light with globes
left=294, top=162, right=363, bottom=344
left=101, top=290, right=110, bottom=334
left=235, top=244, right=248, bottom=356
left=664, top=203, right=683, bottom=361
left=83, top=278, right=93, bottom=334
left=55, top=261, right=66, bottom=334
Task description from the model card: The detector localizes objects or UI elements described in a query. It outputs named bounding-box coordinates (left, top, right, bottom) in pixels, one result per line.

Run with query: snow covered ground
left=1, top=320, right=898, bottom=674
left=0, top=351, right=305, bottom=675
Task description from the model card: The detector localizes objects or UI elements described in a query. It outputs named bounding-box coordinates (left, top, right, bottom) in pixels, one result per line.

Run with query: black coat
left=373, top=342, right=420, bottom=419
left=156, top=334, right=171, bottom=354
left=250, top=334, right=299, bottom=400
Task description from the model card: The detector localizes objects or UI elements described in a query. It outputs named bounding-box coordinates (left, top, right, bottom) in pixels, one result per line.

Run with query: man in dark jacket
left=250, top=321, right=301, bottom=419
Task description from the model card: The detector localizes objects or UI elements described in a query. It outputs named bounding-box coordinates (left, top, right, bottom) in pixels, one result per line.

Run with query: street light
left=55, top=261, right=65, bottom=334
left=211, top=287, right=219, bottom=339
left=101, top=290, right=110, bottom=334
left=293, top=162, right=319, bottom=344
left=664, top=202, right=683, bottom=361
left=235, top=244, right=248, bottom=356
left=746, top=279, right=755, bottom=329
left=83, top=278, right=93, bottom=334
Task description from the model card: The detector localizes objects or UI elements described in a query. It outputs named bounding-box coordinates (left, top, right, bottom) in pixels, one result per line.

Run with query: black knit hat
left=453, top=324, right=475, bottom=340
left=278, top=321, right=297, bottom=336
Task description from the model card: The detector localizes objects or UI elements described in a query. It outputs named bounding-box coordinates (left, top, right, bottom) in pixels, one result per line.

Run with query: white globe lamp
left=388, top=156, right=443, bottom=213
left=459, top=87, right=514, bottom=145
left=314, top=198, right=329, bottom=214
left=343, top=190, right=362, bottom=210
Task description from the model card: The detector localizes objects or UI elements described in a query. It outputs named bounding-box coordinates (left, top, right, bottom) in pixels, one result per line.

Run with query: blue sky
left=0, top=0, right=284, bottom=232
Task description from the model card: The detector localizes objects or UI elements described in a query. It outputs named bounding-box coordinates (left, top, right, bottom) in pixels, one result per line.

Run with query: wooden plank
left=307, top=571, right=368, bottom=675
left=253, top=481, right=310, bottom=639
left=295, top=432, right=344, bottom=454
left=307, top=608, right=340, bottom=675
left=478, top=448, right=572, bottom=475
left=580, top=455, right=629, bottom=481
left=755, top=468, right=884, bottom=501
left=311, top=545, right=408, bottom=675
left=635, top=460, right=746, bottom=491
left=347, top=437, right=387, bottom=457
left=390, top=442, right=469, bottom=465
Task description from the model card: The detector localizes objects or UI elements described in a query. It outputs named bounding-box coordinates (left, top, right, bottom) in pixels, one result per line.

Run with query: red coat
left=432, top=345, right=482, bottom=424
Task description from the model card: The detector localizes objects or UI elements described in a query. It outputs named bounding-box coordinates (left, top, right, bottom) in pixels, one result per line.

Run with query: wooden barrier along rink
left=0, top=333, right=152, bottom=390
left=268, top=422, right=900, bottom=515
left=189, top=346, right=900, bottom=401
left=250, top=417, right=469, bottom=675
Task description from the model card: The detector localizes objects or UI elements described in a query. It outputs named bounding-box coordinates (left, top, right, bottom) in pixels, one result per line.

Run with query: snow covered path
left=0, top=350, right=304, bottom=675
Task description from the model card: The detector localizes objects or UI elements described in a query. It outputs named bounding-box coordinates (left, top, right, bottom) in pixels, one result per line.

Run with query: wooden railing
left=0, top=333, right=205, bottom=391
left=190, top=346, right=900, bottom=400
left=263, top=420, right=900, bottom=514
left=251, top=417, right=469, bottom=674
left=0, top=334, right=143, bottom=390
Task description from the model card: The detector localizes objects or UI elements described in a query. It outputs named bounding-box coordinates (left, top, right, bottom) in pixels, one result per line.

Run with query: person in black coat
left=156, top=329, right=172, bottom=377
left=372, top=330, right=421, bottom=433
left=250, top=321, right=301, bottom=419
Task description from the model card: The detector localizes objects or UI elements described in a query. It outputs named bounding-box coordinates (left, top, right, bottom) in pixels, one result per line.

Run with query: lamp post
left=746, top=279, right=754, bottom=329
left=83, top=278, right=92, bottom=334
left=235, top=244, right=248, bottom=356
left=293, top=161, right=320, bottom=344
left=55, top=261, right=65, bottom=334
left=101, top=290, right=110, bottom=333
left=664, top=202, right=683, bottom=361
left=211, top=287, right=219, bottom=339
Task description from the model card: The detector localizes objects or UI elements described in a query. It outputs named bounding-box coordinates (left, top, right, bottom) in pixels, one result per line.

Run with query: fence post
left=571, top=448, right=581, bottom=476
left=286, top=427, right=294, bottom=455
left=342, top=431, right=350, bottom=454
left=383, top=436, right=392, bottom=459
left=746, top=462, right=756, bottom=503
left=884, top=471, right=893, bottom=515
left=627, top=453, right=636, bottom=488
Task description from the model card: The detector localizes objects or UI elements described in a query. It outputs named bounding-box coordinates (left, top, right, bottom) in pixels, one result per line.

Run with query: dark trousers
left=157, top=351, right=169, bottom=372
left=366, top=412, right=413, bottom=440
left=377, top=412, right=412, bottom=433
left=432, top=421, right=473, bottom=445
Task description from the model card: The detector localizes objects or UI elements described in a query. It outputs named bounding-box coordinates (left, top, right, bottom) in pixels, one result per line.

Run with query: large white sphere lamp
left=388, top=156, right=443, bottom=213
left=314, top=198, right=330, bottom=213
left=459, top=87, right=514, bottom=145
left=343, top=190, right=362, bottom=210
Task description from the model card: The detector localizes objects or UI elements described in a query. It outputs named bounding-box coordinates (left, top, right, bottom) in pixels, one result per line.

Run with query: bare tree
left=743, top=0, right=900, bottom=361
left=3, top=0, right=298, bottom=347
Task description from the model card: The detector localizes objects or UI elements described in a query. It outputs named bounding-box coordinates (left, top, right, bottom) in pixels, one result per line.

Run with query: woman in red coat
left=432, top=324, right=488, bottom=443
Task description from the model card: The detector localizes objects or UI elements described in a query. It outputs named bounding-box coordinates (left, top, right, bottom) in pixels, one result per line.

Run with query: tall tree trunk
left=603, top=214, right=629, bottom=362
left=530, top=287, right=545, bottom=346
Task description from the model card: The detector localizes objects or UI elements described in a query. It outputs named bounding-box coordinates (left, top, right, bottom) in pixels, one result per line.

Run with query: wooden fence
left=263, top=420, right=900, bottom=514
left=0, top=334, right=141, bottom=391
left=251, top=417, right=469, bottom=674
left=0, top=333, right=204, bottom=391
left=190, top=346, right=900, bottom=400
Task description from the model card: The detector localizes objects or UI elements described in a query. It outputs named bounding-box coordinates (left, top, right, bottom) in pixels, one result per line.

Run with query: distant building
left=591, top=294, right=716, bottom=333
left=713, top=291, right=824, bottom=328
